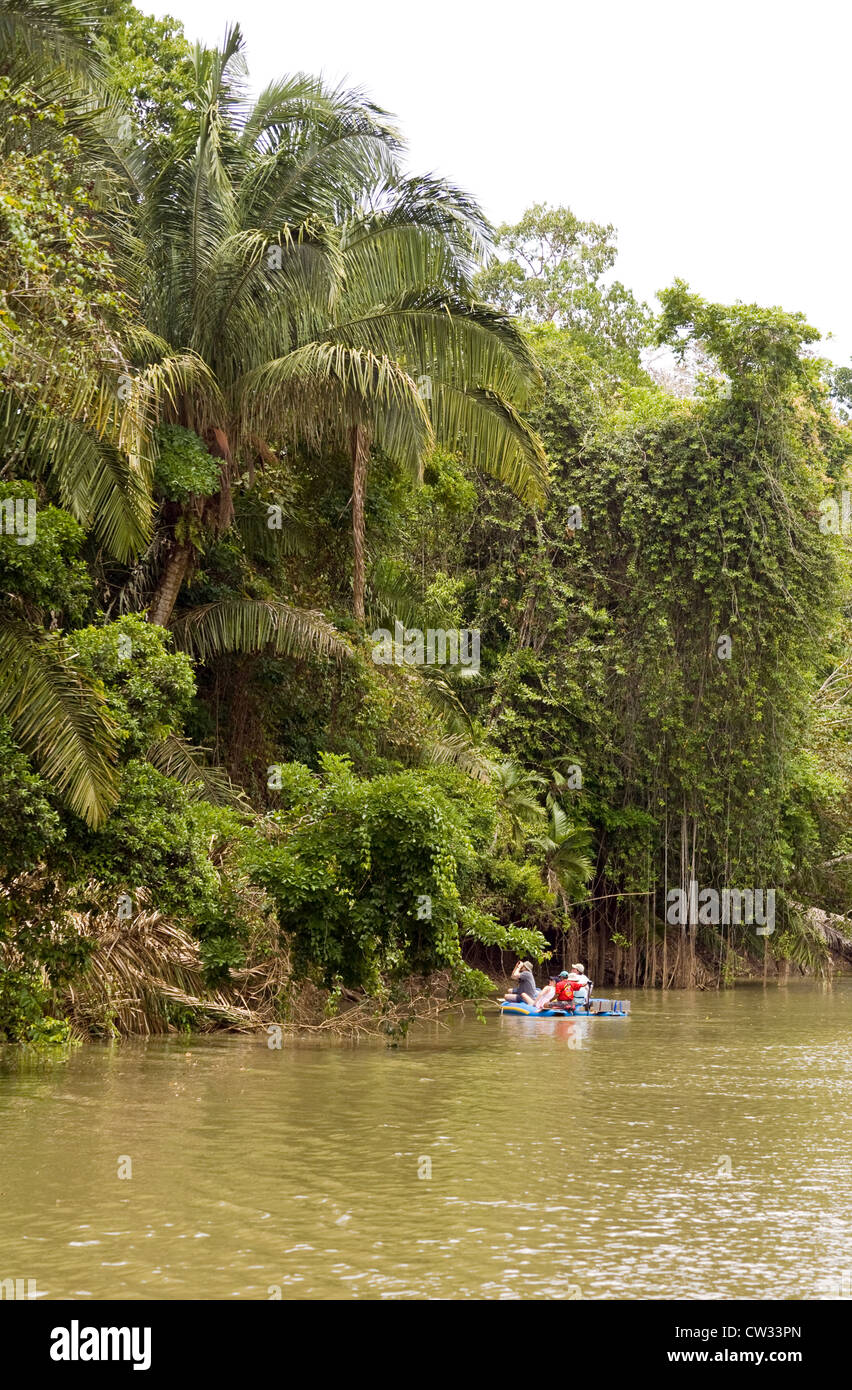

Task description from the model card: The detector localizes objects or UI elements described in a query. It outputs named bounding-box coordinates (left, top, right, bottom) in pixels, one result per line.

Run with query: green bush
left=0, top=717, right=63, bottom=880
left=72, top=616, right=196, bottom=755
left=69, top=759, right=218, bottom=916
left=247, top=755, right=545, bottom=994
left=0, top=481, right=90, bottom=625
left=64, top=763, right=251, bottom=984
left=0, top=906, right=90, bottom=1045
left=154, top=425, right=221, bottom=502
left=0, top=721, right=88, bottom=1042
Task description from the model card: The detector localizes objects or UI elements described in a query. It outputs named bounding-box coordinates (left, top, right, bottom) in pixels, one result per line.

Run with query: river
left=1, top=980, right=850, bottom=1300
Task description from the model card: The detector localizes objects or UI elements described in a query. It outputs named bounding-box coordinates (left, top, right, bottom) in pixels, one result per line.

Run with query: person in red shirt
left=552, top=972, right=578, bottom=1011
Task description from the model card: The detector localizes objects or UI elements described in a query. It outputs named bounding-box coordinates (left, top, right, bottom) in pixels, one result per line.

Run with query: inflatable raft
left=500, top=998, right=630, bottom=1018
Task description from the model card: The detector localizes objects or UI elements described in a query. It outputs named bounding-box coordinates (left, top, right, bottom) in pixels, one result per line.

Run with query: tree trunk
left=148, top=541, right=193, bottom=628
left=351, top=424, right=371, bottom=625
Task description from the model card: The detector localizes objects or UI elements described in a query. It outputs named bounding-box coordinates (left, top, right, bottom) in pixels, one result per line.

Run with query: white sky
left=146, top=0, right=852, bottom=364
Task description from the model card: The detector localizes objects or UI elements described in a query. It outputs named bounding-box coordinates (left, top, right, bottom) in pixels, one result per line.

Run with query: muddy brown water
left=1, top=980, right=850, bottom=1299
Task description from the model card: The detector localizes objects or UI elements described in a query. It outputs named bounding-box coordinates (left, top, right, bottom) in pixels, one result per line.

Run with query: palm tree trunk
left=148, top=541, right=193, bottom=628
left=351, top=424, right=371, bottom=624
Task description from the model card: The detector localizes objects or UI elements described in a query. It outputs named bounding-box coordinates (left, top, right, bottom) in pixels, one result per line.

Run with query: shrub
left=247, top=755, right=545, bottom=994
left=154, top=425, right=221, bottom=502
left=72, top=616, right=196, bottom=755
left=0, top=481, right=90, bottom=625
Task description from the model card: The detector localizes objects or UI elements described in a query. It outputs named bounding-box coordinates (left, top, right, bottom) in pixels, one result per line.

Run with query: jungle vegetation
left=2, top=0, right=852, bottom=1041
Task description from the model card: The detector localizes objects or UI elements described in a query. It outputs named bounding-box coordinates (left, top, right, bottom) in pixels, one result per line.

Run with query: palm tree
left=123, top=29, right=390, bottom=637
left=129, top=25, right=547, bottom=641
left=492, top=760, right=547, bottom=848
left=242, top=167, right=549, bottom=625
left=531, top=804, right=595, bottom=907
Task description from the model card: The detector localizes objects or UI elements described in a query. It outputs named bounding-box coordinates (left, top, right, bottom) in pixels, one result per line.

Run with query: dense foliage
left=1, top=0, right=851, bottom=1040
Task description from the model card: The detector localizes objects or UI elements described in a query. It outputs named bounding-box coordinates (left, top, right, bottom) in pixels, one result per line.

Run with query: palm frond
left=531, top=805, right=595, bottom=899
left=418, top=669, right=476, bottom=733
left=233, top=492, right=312, bottom=561
left=424, top=732, right=494, bottom=782
left=429, top=382, right=549, bottom=504
left=0, top=0, right=107, bottom=87
left=146, top=734, right=249, bottom=809
left=238, top=342, right=431, bottom=472
left=0, top=617, right=118, bottom=826
left=366, top=555, right=456, bottom=632
left=6, top=411, right=153, bottom=562
left=192, top=223, right=341, bottom=366
left=133, top=352, right=225, bottom=438
left=169, top=599, right=352, bottom=663
left=62, top=893, right=258, bottom=1036
left=341, top=173, right=492, bottom=293
left=237, top=75, right=399, bottom=229
left=187, top=26, right=246, bottom=292
left=331, top=289, right=541, bottom=403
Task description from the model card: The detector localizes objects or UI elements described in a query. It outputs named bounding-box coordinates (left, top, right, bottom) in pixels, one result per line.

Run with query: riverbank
left=49, top=899, right=852, bottom=1042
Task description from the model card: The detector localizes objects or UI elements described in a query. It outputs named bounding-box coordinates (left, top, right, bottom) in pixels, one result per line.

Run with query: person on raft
left=549, top=972, right=580, bottom=1012
left=566, top=962, right=590, bottom=1006
left=533, top=969, right=587, bottom=1013
left=502, top=960, right=538, bottom=1005
left=531, top=973, right=559, bottom=1008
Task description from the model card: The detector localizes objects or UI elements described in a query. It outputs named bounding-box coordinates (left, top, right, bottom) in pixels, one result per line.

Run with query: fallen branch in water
left=273, top=971, right=480, bottom=1040
left=799, top=906, right=852, bottom=963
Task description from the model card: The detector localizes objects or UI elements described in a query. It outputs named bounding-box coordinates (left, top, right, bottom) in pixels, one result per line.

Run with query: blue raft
left=500, top=999, right=630, bottom=1018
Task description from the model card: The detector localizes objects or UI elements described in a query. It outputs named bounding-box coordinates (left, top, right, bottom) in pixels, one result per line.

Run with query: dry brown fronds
left=62, top=890, right=259, bottom=1037
left=59, top=889, right=475, bottom=1041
